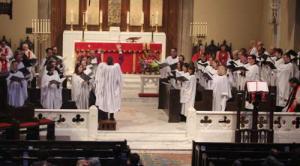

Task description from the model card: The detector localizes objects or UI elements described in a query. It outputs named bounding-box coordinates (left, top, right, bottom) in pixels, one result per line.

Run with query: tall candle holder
left=82, top=23, right=86, bottom=41
left=189, top=22, right=208, bottom=45
left=126, top=24, right=130, bottom=32
left=70, top=22, right=74, bottom=31
left=99, top=23, right=102, bottom=31
left=141, top=24, right=144, bottom=32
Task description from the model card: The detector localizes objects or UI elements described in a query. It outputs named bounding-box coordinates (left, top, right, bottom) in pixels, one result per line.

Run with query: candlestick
left=205, top=22, right=208, bottom=36
left=48, top=19, right=51, bottom=33
left=85, top=10, right=88, bottom=24
left=31, top=19, right=34, bottom=33
left=82, top=12, right=85, bottom=26
left=70, top=10, right=74, bottom=23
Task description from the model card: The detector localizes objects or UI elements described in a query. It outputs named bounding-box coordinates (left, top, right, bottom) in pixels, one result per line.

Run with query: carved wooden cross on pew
left=240, top=116, right=249, bottom=128
left=200, top=116, right=212, bottom=124
left=292, top=117, right=300, bottom=128
left=258, top=116, right=268, bottom=128
left=219, top=116, right=230, bottom=124
left=274, top=117, right=285, bottom=128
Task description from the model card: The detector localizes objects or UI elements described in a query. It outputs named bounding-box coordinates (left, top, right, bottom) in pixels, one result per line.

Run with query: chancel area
left=0, top=0, right=300, bottom=165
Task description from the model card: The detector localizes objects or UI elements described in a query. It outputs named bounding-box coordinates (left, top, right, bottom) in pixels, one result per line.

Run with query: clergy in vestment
left=41, top=65, right=63, bottom=109
left=95, top=56, right=122, bottom=120
left=216, top=45, right=231, bottom=66
left=276, top=54, right=294, bottom=111
left=180, top=64, right=197, bottom=117
left=72, top=64, right=92, bottom=109
left=212, top=66, right=232, bottom=111
left=7, top=60, right=28, bottom=107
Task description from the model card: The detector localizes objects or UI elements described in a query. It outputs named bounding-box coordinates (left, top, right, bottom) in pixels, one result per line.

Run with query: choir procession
left=1, top=0, right=300, bottom=165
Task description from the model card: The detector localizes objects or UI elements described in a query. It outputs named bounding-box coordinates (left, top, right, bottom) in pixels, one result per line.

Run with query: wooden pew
left=194, top=84, right=213, bottom=111
left=192, top=142, right=300, bottom=166
left=0, top=140, right=130, bottom=166
left=158, top=79, right=182, bottom=122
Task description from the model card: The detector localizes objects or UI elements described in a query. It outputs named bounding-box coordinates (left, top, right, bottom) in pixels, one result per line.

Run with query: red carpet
left=138, top=93, right=159, bottom=97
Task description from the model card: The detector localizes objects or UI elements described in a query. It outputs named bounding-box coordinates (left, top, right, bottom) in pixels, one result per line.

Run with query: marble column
left=177, top=0, right=194, bottom=61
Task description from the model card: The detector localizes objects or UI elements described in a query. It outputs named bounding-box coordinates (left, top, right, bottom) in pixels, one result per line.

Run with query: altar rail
left=34, top=106, right=98, bottom=140
left=187, top=108, right=300, bottom=143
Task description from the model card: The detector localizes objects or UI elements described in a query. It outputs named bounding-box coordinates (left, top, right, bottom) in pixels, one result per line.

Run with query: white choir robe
left=7, top=71, right=28, bottom=107
left=276, top=62, right=294, bottom=107
left=72, top=74, right=92, bottom=109
left=204, top=65, right=217, bottom=90
left=95, top=63, right=123, bottom=113
left=160, top=56, right=179, bottom=78
left=245, top=64, right=260, bottom=82
left=180, top=74, right=197, bottom=116
left=212, top=75, right=232, bottom=112
left=41, top=72, right=63, bottom=109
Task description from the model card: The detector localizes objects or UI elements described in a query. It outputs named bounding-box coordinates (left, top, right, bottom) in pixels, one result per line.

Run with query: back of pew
left=0, top=140, right=130, bottom=166
left=192, top=142, right=300, bottom=166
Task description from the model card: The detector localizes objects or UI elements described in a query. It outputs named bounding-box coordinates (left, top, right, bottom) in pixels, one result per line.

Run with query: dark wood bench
left=0, top=140, right=130, bottom=166
left=192, top=142, right=300, bottom=166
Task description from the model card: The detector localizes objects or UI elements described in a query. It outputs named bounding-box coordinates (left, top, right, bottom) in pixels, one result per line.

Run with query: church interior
left=0, top=0, right=300, bottom=165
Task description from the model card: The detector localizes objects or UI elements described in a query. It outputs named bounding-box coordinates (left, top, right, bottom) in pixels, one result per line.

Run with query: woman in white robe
left=72, top=64, right=92, bottom=109
left=212, top=66, right=232, bottom=111
left=180, top=64, right=197, bottom=117
left=41, top=66, right=63, bottom=109
left=7, top=61, right=28, bottom=107
left=95, top=56, right=122, bottom=120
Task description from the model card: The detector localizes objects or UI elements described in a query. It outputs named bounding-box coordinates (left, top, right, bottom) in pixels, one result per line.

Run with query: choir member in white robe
left=245, top=55, right=260, bottom=82
left=95, top=56, right=122, bottom=120
left=160, top=48, right=179, bottom=78
left=180, top=64, right=197, bottom=117
left=276, top=54, right=294, bottom=111
left=72, top=64, right=92, bottom=109
left=22, top=43, right=37, bottom=81
left=41, top=66, right=63, bottom=109
left=203, top=60, right=218, bottom=90
left=212, top=66, right=232, bottom=111
left=7, top=61, right=28, bottom=107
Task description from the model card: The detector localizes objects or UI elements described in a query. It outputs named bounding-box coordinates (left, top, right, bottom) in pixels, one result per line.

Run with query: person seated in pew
left=6, top=60, right=28, bottom=107
left=72, top=64, right=92, bottom=109
left=212, top=65, right=232, bottom=111
left=282, top=77, right=300, bottom=112
left=41, top=64, right=64, bottom=109
left=180, top=63, right=197, bottom=118
left=276, top=53, right=294, bottom=112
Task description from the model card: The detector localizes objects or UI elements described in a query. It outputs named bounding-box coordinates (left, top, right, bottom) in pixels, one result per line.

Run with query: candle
left=127, top=11, right=130, bottom=24
left=189, top=22, right=192, bottom=36
left=37, top=19, right=39, bottom=33
left=141, top=11, right=144, bottom=25
left=82, top=12, right=85, bottom=26
left=70, top=10, right=74, bottom=23
left=35, top=19, right=37, bottom=33
left=48, top=19, right=51, bottom=33
left=155, top=11, right=158, bottom=25
left=31, top=19, right=34, bottom=33
left=44, top=19, right=47, bottom=33
left=85, top=10, right=88, bottom=24
left=205, top=22, right=208, bottom=35
left=99, top=10, right=103, bottom=23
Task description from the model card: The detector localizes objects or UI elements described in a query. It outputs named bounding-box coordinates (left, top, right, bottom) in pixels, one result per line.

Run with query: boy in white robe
left=276, top=54, right=294, bottom=111
left=180, top=64, right=197, bottom=117
left=41, top=66, right=63, bottom=109
left=95, top=56, right=122, bottom=120
left=72, top=64, right=92, bottom=109
left=7, top=61, right=28, bottom=107
left=245, top=55, right=260, bottom=82
left=212, top=66, right=232, bottom=111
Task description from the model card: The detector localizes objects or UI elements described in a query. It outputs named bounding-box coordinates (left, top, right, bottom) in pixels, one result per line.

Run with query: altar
left=62, top=31, right=166, bottom=74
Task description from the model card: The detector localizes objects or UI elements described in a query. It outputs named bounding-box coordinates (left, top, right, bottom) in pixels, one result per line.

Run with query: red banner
left=74, top=42, right=162, bottom=73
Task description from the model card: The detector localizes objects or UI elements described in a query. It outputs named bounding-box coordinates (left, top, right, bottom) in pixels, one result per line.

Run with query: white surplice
left=7, top=71, right=28, bottom=107
left=41, top=72, right=62, bottom=109
left=160, top=56, right=179, bottom=78
left=276, top=62, right=294, bottom=107
left=72, top=74, right=92, bottom=109
left=180, top=74, right=197, bottom=116
left=212, top=75, right=232, bottom=111
left=245, top=64, right=260, bottom=82
left=95, top=63, right=123, bottom=113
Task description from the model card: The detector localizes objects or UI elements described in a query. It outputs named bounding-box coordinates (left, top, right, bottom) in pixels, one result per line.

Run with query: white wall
left=0, top=0, right=38, bottom=50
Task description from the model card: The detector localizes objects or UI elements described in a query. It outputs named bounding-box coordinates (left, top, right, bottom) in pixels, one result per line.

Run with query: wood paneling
left=51, top=0, right=179, bottom=54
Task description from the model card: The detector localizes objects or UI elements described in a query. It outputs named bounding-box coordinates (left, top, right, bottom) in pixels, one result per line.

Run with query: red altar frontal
left=75, top=42, right=162, bottom=73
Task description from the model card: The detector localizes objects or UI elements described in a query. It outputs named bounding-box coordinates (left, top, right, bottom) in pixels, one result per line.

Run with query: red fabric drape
left=74, top=42, right=162, bottom=73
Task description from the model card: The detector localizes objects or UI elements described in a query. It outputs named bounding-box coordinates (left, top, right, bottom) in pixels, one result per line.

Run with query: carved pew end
left=98, top=120, right=116, bottom=130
